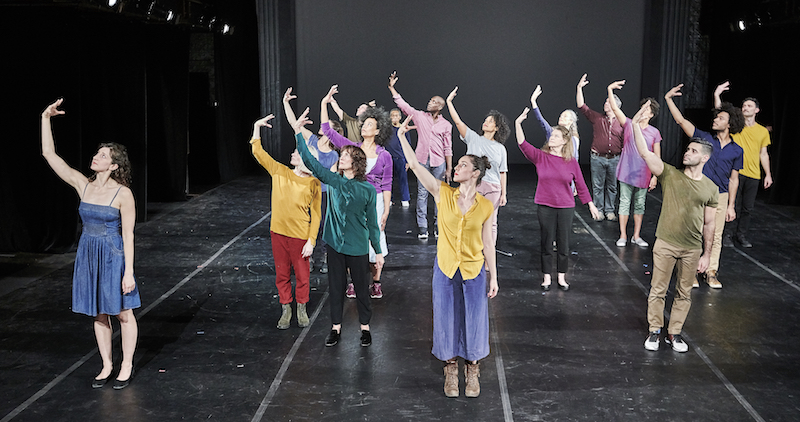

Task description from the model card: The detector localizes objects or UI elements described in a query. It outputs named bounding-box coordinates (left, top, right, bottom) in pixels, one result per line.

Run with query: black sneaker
left=722, top=233, right=734, bottom=248
left=360, top=330, right=372, bottom=347
left=665, top=334, right=688, bottom=352
left=644, top=331, right=660, bottom=351
left=736, top=234, right=752, bottom=248
left=325, top=330, right=340, bottom=347
left=418, top=227, right=428, bottom=239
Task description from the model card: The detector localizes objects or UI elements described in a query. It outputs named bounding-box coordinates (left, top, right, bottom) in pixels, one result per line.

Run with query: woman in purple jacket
left=515, top=92, right=601, bottom=291
left=320, top=85, right=393, bottom=299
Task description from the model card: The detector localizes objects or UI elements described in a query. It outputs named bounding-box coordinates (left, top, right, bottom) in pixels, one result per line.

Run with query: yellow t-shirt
left=435, top=182, right=494, bottom=280
left=250, top=139, right=321, bottom=243
left=732, top=123, right=770, bottom=179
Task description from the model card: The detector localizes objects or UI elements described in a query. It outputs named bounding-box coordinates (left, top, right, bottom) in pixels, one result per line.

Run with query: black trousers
left=537, top=205, right=574, bottom=274
left=727, top=174, right=759, bottom=237
left=326, top=245, right=372, bottom=325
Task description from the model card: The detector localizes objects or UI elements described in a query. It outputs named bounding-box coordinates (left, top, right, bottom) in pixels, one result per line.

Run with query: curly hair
left=541, top=125, right=574, bottom=162
left=88, top=142, right=132, bottom=187
left=716, top=102, right=745, bottom=135
left=479, top=110, right=511, bottom=144
left=465, top=154, right=492, bottom=186
left=358, top=106, right=392, bottom=147
left=339, top=145, right=367, bottom=182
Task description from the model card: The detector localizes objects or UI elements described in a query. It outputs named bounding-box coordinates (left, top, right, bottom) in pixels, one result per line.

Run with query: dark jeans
left=727, top=174, right=759, bottom=237
left=391, top=155, right=410, bottom=203
left=590, top=153, right=620, bottom=214
left=538, top=205, right=574, bottom=274
left=326, top=245, right=371, bottom=325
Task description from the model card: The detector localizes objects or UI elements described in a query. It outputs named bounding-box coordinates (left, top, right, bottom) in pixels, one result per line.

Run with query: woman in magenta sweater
left=516, top=94, right=601, bottom=291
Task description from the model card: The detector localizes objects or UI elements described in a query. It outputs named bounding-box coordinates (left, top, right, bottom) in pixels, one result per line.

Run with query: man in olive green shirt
left=630, top=102, right=718, bottom=353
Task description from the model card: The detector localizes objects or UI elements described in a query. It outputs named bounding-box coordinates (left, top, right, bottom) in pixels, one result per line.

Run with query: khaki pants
left=647, top=238, right=701, bottom=334
left=708, top=192, right=727, bottom=273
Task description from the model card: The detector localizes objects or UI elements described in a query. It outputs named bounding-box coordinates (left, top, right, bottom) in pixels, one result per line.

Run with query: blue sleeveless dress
left=72, top=187, right=141, bottom=316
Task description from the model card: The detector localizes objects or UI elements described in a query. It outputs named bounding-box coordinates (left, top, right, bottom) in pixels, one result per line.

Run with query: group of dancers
left=40, top=70, right=772, bottom=398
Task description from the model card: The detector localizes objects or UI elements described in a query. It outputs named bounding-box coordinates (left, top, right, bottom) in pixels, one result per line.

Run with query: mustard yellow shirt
left=732, top=123, right=770, bottom=179
left=435, top=182, right=494, bottom=280
left=251, top=139, right=321, bottom=244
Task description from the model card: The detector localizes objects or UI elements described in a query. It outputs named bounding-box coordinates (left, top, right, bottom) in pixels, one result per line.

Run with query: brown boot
left=706, top=270, right=722, bottom=289
left=465, top=361, right=480, bottom=398
left=443, top=360, right=459, bottom=398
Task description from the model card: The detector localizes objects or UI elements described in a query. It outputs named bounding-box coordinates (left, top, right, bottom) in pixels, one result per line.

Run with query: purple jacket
left=322, top=122, right=393, bottom=193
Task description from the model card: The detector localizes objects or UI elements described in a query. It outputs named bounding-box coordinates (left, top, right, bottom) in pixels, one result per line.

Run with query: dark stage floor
left=1, top=164, right=799, bottom=422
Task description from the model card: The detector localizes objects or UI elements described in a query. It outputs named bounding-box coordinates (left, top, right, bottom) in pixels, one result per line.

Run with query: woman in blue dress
left=41, top=99, right=140, bottom=390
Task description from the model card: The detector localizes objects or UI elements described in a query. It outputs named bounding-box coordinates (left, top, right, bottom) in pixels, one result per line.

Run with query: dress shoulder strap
left=82, top=183, right=90, bottom=198
left=109, top=187, right=123, bottom=206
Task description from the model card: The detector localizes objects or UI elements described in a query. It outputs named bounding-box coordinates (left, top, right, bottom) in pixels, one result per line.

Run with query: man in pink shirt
left=389, top=71, right=453, bottom=239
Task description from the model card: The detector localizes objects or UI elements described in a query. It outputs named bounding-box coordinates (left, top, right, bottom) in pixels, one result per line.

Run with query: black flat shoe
left=360, top=330, right=372, bottom=347
left=541, top=283, right=551, bottom=291
left=92, top=375, right=110, bottom=389
left=325, top=330, right=340, bottom=347
left=558, top=283, right=570, bottom=291
left=112, top=369, right=135, bottom=390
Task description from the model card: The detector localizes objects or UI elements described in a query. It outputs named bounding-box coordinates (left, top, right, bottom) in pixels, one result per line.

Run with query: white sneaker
left=615, top=238, right=627, bottom=247
left=631, top=237, right=649, bottom=247
left=401, top=201, right=410, bottom=207
left=665, top=334, right=689, bottom=353
left=644, top=331, right=660, bottom=351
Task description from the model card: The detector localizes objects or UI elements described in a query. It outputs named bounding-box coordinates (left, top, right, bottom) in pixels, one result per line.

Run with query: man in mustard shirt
left=714, top=82, right=773, bottom=248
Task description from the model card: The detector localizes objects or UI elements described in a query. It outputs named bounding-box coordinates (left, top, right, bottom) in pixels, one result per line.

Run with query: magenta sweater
left=322, top=122, right=393, bottom=194
left=518, top=140, right=592, bottom=208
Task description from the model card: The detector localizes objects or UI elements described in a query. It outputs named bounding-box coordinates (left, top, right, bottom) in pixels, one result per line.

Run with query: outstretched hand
left=283, top=87, right=297, bottom=103
left=516, top=107, right=530, bottom=125
left=665, top=84, right=683, bottom=100
left=446, top=86, right=458, bottom=103
left=714, top=81, right=730, bottom=98
left=254, top=114, right=275, bottom=128
left=397, top=115, right=413, bottom=137
left=322, top=84, right=338, bottom=104
left=388, top=71, right=398, bottom=88
left=530, top=85, right=542, bottom=106
left=577, top=73, right=589, bottom=89
left=608, top=80, right=625, bottom=92
left=632, top=100, right=651, bottom=125
left=42, top=98, right=66, bottom=119
left=292, top=108, right=313, bottom=133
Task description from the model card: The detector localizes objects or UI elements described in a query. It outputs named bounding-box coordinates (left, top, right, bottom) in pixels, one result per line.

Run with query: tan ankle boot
left=277, top=304, right=291, bottom=329
left=443, top=361, right=459, bottom=398
left=465, top=362, right=480, bottom=397
left=297, top=303, right=310, bottom=327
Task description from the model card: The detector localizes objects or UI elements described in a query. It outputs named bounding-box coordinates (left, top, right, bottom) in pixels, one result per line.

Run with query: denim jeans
left=590, top=153, right=620, bottom=214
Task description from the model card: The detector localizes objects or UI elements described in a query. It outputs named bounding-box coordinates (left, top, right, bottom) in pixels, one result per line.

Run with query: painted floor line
left=0, top=211, right=272, bottom=422
left=575, top=211, right=766, bottom=422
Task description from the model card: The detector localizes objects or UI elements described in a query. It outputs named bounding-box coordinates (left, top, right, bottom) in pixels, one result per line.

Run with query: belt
left=591, top=150, right=619, bottom=159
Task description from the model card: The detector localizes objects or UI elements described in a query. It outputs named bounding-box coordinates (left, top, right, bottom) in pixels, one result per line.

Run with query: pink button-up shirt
left=393, top=94, right=452, bottom=167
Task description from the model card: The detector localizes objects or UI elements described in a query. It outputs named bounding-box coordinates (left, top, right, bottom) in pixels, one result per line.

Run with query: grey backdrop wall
left=293, top=0, right=647, bottom=164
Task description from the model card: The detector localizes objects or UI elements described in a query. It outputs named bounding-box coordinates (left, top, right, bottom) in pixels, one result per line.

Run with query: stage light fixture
left=737, top=19, right=747, bottom=31
left=108, top=0, right=118, bottom=6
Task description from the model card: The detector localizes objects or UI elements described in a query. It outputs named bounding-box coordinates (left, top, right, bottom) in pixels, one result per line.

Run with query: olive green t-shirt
left=655, top=164, right=719, bottom=249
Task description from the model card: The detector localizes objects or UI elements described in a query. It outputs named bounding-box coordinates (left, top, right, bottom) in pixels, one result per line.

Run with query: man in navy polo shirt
left=663, top=84, right=744, bottom=290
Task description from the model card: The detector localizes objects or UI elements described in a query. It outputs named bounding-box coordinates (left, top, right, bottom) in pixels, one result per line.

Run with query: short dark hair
left=715, top=102, right=745, bottom=134
left=465, top=154, right=492, bottom=186
left=742, top=97, right=760, bottom=109
left=688, top=137, right=713, bottom=157
left=358, top=106, right=392, bottom=147
left=479, top=110, right=511, bottom=144
left=641, top=97, right=660, bottom=117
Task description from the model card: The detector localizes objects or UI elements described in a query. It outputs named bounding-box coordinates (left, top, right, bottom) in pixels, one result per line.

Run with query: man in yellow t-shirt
left=714, top=83, right=774, bottom=249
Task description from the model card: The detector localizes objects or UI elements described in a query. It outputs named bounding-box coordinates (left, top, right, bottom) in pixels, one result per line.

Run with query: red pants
left=271, top=231, right=310, bottom=304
